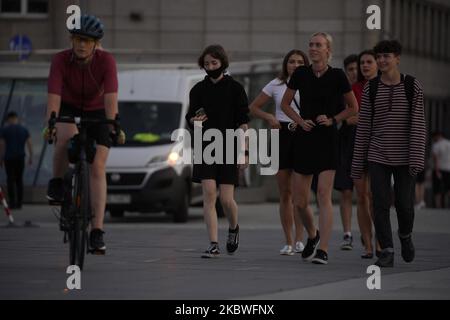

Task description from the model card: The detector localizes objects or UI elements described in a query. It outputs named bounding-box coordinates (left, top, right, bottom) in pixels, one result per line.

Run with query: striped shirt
left=351, top=77, right=426, bottom=179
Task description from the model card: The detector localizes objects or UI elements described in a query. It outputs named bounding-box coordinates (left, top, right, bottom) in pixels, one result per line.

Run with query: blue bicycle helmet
left=69, top=14, right=104, bottom=40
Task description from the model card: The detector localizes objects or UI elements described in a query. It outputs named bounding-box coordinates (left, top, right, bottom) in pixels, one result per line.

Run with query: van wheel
left=110, top=209, right=125, bottom=218
left=172, top=183, right=189, bottom=223
left=216, top=199, right=225, bottom=218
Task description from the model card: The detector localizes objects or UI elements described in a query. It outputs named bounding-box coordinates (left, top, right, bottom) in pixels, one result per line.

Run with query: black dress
left=185, top=75, right=250, bottom=185
left=287, top=65, right=351, bottom=175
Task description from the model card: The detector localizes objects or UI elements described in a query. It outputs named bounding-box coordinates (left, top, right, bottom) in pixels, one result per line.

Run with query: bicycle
left=47, top=111, right=120, bottom=270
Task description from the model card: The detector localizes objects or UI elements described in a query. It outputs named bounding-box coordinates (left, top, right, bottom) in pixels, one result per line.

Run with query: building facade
left=0, top=0, right=449, bottom=202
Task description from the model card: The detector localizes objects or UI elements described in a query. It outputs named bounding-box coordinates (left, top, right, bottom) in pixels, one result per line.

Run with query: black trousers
left=368, top=162, right=416, bottom=250
left=4, top=158, right=25, bottom=208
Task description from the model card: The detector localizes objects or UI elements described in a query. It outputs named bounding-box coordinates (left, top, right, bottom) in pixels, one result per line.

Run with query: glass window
left=117, top=101, right=182, bottom=146
left=0, top=0, right=21, bottom=13
left=0, top=0, right=48, bottom=15
left=27, top=0, right=47, bottom=13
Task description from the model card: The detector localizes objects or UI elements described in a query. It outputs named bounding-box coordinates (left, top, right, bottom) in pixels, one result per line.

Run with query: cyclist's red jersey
left=48, top=49, right=118, bottom=111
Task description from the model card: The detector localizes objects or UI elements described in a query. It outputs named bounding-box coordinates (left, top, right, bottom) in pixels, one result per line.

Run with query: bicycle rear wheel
left=69, top=163, right=90, bottom=270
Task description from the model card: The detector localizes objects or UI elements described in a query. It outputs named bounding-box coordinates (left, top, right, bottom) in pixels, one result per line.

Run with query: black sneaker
left=375, top=250, right=394, bottom=267
left=311, top=249, right=328, bottom=265
left=47, top=178, right=64, bottom=203
left=340, top=234, right=353, bottom=250
left=302, top=230, right=320, bottom=261
left=226, top=225, right=239, bottom=254
left=399, top=234, right=415, bottom=263
left=89, top=229, right=106, bottom=254
left=201, top=243, right=220, bottom=258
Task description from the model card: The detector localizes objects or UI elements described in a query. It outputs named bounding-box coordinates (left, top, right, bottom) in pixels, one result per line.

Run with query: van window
left=118, top=101, right=182, bottom=146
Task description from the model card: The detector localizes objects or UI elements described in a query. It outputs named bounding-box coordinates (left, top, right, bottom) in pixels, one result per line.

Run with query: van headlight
left=167, top=152, right=180, bottom=166
left=147, top=152, right=180, bottom=167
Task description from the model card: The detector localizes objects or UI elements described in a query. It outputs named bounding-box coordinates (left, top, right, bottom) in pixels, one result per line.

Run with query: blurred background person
left=0, top=111, right=33, bottom=209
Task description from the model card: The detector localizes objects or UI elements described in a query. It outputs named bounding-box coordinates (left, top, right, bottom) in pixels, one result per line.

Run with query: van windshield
left=118, top=101, right=182, bottom=146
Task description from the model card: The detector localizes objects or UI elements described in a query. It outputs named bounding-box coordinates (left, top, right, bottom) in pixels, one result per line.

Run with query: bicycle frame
left=48, top=112, right=120, bottom=269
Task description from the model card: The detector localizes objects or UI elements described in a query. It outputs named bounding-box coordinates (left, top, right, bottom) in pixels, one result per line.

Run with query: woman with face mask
left=185, top=44, right=250, bottom=258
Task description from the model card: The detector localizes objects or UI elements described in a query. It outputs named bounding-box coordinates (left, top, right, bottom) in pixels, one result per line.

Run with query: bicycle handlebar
left=47, top=111, right=121, bottom=145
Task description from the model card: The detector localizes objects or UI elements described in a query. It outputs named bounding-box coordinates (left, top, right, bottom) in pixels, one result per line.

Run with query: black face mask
left=205, top=66, right=225, bottom=79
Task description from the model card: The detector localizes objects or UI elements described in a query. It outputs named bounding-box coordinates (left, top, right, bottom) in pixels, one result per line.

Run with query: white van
left=106, top=67, right=205, bottom=222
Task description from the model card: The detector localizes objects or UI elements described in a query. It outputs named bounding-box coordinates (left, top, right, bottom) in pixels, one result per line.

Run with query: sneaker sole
left=201, top=253, right=220, bottom=259
left=302, top=240, right=320, bottom=261
left=340, top=245, right=353, bottom=251
left=90, top=249, right=106, bottom=255
left=280, top=252, right=295, bottom=256
left=312, top=257, right=328, bottom=265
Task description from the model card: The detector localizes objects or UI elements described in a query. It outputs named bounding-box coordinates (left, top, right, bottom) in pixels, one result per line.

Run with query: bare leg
left=354, top=175, right=373, bottom=254
left=202, top=180, right=218, bottom=243
left=292, top=172, right=316, bottom=239
left=277, top=170, right=295, bottom=246
left=316, top=170, right=335, bottom=252
left=218, top=184, right=238, bottom=230
left=90, top=145, right=109, bottom=230
left=339, top=189, right=353, bottom=234
left=53, top=123, right=77, bottom=177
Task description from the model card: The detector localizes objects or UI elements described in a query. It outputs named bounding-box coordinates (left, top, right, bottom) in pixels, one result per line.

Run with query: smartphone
left=195, top=108, right=206, bottom=117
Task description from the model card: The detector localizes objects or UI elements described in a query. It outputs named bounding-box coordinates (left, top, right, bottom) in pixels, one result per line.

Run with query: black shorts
left=278, top=122, right=296, bottom=170
left=416, top=170, right=425, bottom=183
left=192, top=163, right=239, bottom=186
left=293, top=125, right=338, bottom=175
left=59, top=103, right=112, bottom=148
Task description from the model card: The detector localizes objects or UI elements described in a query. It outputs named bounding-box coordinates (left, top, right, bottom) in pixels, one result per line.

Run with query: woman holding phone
left=185, top=44, right=250, bottom=258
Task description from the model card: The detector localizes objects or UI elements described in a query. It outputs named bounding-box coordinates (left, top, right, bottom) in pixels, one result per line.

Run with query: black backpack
left=368, top=74, right=415, bottom=129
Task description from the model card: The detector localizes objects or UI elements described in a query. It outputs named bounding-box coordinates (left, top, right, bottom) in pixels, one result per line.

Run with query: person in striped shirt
left=351, top=40, right=426, bottom=268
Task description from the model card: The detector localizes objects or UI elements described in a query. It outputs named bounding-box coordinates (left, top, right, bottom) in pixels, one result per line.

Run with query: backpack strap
left=368, top=75, right=380, bottom=131
left=402, top=74, right=416, bottom=114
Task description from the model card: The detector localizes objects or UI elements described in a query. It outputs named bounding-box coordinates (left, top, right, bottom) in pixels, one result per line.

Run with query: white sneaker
left=415, top=201, right=426, bottom=210
left=280, top=245, right=294, bottom=255
left=294, top=241, right=305, bottom=253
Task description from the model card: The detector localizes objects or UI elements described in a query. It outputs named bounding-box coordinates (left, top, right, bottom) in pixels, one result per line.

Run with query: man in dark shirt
left=0, top=112, right=33, bottom=209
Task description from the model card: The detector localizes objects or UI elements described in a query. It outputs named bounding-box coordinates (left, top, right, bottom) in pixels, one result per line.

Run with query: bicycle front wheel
left=69, top=162, right=90, bottom=270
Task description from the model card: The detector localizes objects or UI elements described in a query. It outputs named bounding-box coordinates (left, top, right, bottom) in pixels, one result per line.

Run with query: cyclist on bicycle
left=44, top=14, right=125, bottom=254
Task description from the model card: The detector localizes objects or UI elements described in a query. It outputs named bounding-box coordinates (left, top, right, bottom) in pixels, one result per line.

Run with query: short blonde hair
left=311, top=32, right=333, bottom=62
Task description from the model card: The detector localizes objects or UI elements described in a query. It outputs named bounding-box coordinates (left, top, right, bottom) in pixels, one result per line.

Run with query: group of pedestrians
left=0, top=17, right=429, bottom=269
left=187, top=33, right=426, bottom=268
